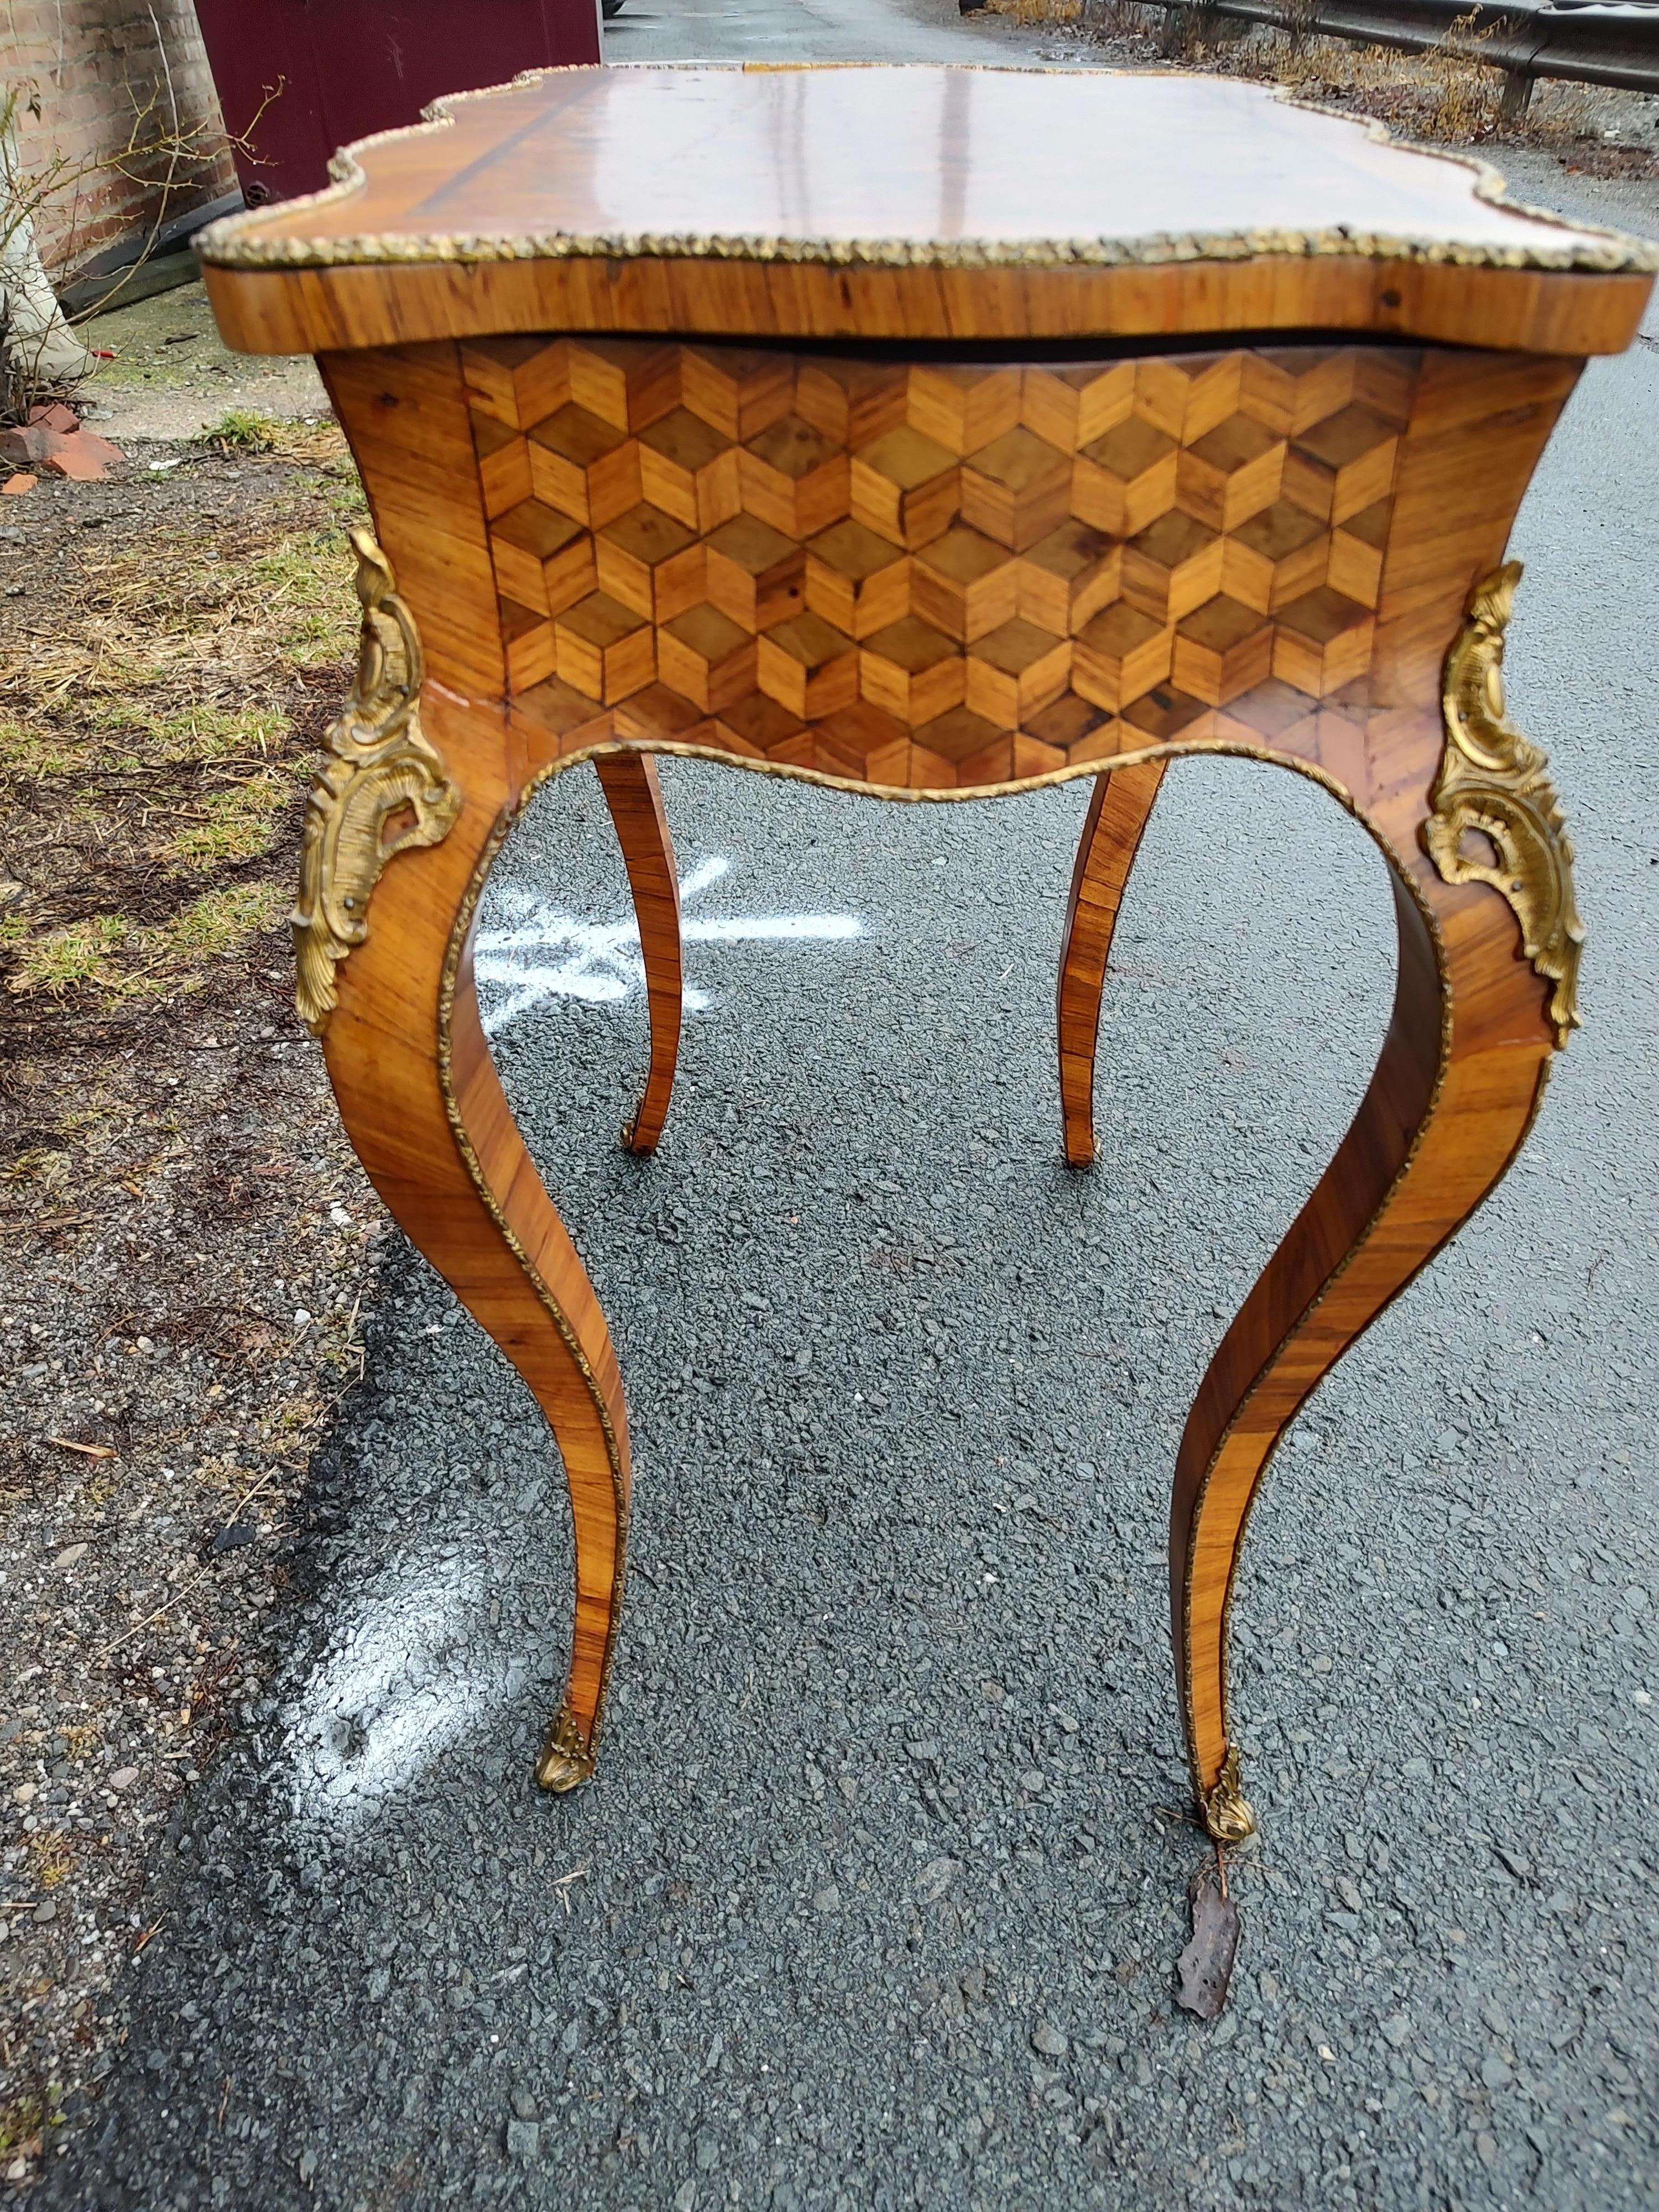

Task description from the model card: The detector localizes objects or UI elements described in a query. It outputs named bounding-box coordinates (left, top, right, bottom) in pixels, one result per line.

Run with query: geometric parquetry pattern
left=463, top=338, right=1421, bottom=790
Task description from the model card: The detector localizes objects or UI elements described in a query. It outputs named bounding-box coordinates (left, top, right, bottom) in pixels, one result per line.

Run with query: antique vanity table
left=199, top=64, right=1653, bottom=1844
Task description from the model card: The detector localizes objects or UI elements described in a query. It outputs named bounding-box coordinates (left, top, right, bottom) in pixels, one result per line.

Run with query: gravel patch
left=0, top=445, right=380, bottom=2183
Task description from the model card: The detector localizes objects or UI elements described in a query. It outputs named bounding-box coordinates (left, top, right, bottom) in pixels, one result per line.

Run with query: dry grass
left=1275, top=30, right=1634, bottom=150
left=1266, top=13, right=1516, bottom=141
left=986, top=0, right=1086, bottom=23
left=2, top=881, right=289, bottom=999
left=0, top=445, right=365, bottom=1010
left=206, top=408, right=353, bottom=467
left=0, top=2091, right=56, bottom=2160
left=25, top=1829, right=76, bottom=1892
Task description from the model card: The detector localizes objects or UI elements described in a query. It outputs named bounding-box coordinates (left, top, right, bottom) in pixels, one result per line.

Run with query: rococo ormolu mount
left=200, top=63, right=1651, bottom=1848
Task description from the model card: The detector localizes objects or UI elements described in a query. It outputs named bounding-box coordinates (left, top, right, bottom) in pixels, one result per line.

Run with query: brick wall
left=3, top=0, right=235, bottom=275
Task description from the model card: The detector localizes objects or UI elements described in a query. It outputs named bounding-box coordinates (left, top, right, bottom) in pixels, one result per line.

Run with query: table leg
left=317, top=720, right=630, bottom=1794
left=1057, top=760, right=1167, bottom=1167
left=594, top=751, right=684, bottom=1156
left=1172, top=842, right=1559, bottom=1843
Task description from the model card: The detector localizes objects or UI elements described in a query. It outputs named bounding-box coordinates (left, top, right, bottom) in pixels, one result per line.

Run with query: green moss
left=92, top=700, right=292, bottom=767
left=0, top=2088, right=54, bottom=2154
left=2, top=1146, right=74, bottom=1190
left=2, top=454, right=359, bottom=1011
left=0, top=713, right=88, bottom=778
left=249, top=531, right=362, bottom=664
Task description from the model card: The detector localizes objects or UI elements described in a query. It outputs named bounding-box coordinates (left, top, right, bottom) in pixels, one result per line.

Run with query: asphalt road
left=41, top=12, right=1659, bottom=2210
left=601, top=0, right=1074, bottom=65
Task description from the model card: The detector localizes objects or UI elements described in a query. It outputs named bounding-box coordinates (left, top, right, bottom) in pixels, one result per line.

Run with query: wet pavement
left=29, top=11, right=1659, bottom=2210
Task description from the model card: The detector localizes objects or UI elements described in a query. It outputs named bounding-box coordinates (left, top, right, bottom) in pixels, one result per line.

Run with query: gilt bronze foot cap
left=536, top=1707, right=596, bottom=1793
left=1202, top=1746, right=1258, bottom=1845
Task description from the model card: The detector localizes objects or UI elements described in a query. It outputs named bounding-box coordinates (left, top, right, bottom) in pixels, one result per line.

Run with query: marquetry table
left=200, top=63, right=1653, bottom=1846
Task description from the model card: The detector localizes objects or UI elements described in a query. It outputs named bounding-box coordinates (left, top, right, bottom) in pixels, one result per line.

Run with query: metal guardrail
left=1144, top=0, right=1659, bottom=111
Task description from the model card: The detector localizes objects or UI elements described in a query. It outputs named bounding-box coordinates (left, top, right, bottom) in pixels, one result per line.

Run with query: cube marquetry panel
left=465, top=338, right=1420, bottom=789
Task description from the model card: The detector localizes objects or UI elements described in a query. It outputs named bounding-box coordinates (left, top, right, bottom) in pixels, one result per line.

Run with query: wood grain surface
left=312, top=349, right=629, bottom=1789
left=206, top=251, right=1655, bottom=357
left=1170, top=849, right=1553, bottom=1815
left=199, top=66, right=1654, bottom=356
left=202, top=65, right=1648, bottom=269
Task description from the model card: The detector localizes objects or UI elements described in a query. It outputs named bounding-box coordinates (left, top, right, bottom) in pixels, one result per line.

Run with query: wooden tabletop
left=200, top=65, right=1657, bottom=356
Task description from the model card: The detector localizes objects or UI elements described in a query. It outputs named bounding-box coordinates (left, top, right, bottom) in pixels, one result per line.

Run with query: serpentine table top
left=200, top=66, right=1651, bottom=1857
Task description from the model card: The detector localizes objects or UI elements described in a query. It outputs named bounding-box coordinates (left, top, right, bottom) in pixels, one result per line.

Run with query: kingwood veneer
left=201, top=62, right=1652, bottom=1844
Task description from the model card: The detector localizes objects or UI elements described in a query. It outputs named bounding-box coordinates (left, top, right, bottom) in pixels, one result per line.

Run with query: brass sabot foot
left=1201, top=1746, right=1257, bottom=1844
left=536, top=1706, right=596, bottom=1793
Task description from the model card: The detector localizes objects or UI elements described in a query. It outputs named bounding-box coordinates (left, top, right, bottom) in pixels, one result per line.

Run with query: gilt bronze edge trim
left=1202, top=1747, right=1258, bottom=1846
left=199, top=221, right=1659, bottom=278
left=1187, top=1057, right=1553, bottom=1844
left=506, top=722, right=1412, bottom=1837
left=509, top=730, right=1365, bottom=812
left=424, top=722, right=1458, bottom=1830
left=536, top=1704, right=598, bottom=1793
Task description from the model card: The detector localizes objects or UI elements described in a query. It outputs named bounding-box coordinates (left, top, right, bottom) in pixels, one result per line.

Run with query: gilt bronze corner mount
left=1427, top=562, right=1584, bottom=1048
left=292, top=528, right=461, bottom=1035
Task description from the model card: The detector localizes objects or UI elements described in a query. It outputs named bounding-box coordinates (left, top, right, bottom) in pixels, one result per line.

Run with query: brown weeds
left=1051, top=2, right=1647, bottom=160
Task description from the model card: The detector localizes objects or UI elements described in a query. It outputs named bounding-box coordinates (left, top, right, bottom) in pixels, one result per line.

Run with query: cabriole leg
left=1172, top=838, right=1561, bottom=1843
left=594, top=749, right=684, bottom=1156
left=1057, top=759, right=1167, bottom=1167
left=319, top=689, right=630, bottom=1794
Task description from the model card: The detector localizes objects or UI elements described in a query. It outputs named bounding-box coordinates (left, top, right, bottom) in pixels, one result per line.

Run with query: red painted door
left=195, top=0, right=602, bottom=205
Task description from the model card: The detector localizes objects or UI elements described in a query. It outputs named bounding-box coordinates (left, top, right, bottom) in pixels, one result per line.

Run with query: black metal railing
left=1141, top=0, right=1659, bottom=114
